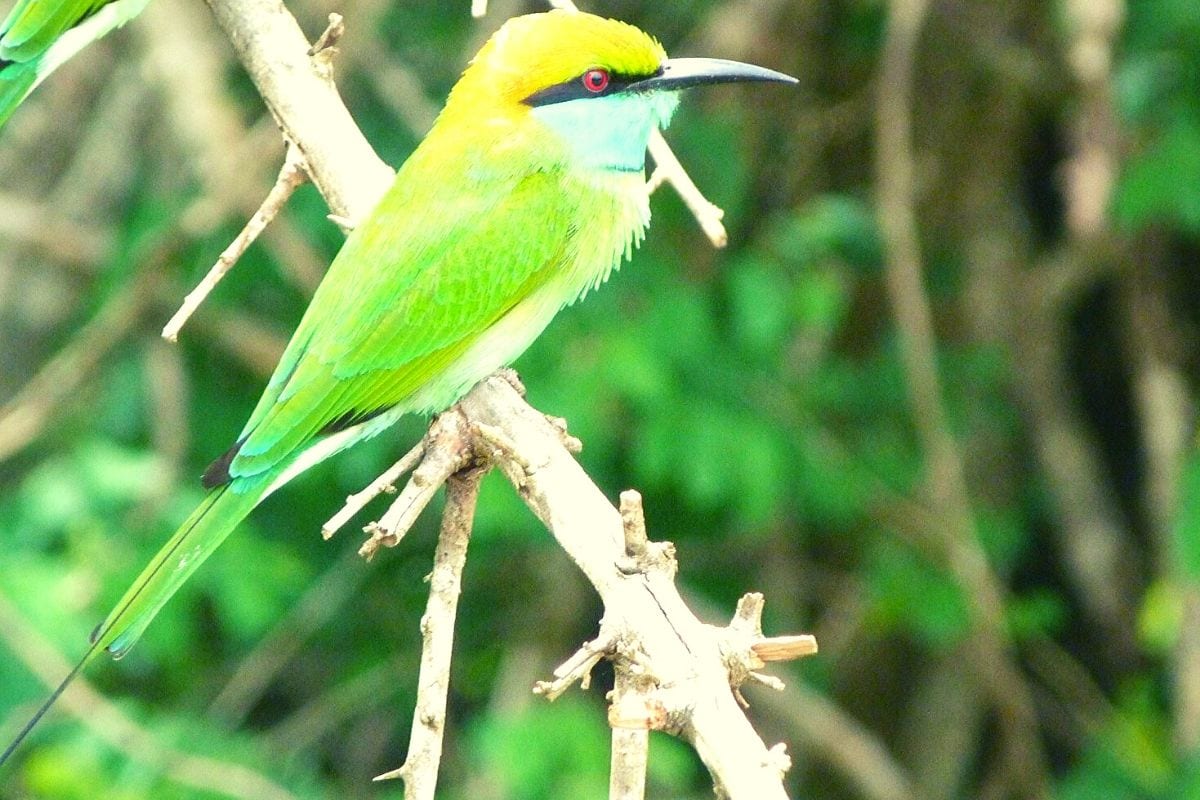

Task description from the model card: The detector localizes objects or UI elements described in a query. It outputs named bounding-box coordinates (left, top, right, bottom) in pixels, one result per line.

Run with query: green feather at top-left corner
left=0, top=0, right=150, bottom=130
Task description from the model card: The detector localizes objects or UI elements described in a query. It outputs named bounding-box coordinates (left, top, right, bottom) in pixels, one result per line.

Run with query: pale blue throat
left=532, top=90, right=681, bottom=173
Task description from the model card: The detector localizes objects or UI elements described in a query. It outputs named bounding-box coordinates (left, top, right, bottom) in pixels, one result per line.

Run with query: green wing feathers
left=0, top=0, right=149, bottom=130
left=97, top=114, right=634, bottom=657
left=225, top=163, right=575, bottom=482
left=1, top=0, right=105, bottom=60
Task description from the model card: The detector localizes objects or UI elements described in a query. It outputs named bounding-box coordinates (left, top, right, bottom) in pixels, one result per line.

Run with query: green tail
left=95, top=479, right=270, bottom=657
left=0, top=476, right=270, bottom=767
left=0, top=60, right=38, bottom=131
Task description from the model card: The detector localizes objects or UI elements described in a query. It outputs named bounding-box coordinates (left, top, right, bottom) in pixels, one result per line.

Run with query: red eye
left=582, top=68, right=610, bottom=93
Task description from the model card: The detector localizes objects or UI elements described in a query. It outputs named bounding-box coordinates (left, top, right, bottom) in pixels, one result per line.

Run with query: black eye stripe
left=523, top=67, right=663, bottom=107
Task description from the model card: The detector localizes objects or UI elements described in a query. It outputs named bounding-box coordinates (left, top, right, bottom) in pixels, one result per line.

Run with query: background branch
left=875, top=0, right=1048, bottom=795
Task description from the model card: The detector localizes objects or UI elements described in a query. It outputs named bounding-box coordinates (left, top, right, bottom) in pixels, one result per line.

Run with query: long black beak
left=627, top=57, right=798, bottom=93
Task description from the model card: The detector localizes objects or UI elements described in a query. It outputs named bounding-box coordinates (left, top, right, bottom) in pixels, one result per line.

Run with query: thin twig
left=647, top=131, right=728, bottom=247
left=204, top=0, right=394, bottom=223
left=470, top=0, right=488, bottom=18
left=375, top=470, right=484, bottom=791
left=162, top=145, right=308, bottom=342
left=533, top=633, right=616, bottom=701
left=322, top=440, right=426, bottom=539
left=359, top=413, right=473, bottom=560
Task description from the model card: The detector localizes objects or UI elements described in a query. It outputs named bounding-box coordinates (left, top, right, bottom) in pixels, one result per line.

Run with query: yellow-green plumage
left=1, top=9, right=796, bottom=765
left=0, top=0, right=150, bottom=128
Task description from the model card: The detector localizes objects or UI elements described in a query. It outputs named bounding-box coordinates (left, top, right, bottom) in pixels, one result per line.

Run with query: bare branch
left=376, top=470, right=485, bottom=792
left=646, top=131, right=728, bottom=247
left=459, top=376, right=794, bottom=799
left=162, top=144, right=308, bottom=342
left=322, top=440, right=426, bottom=540
left=359, top=412, right=474, bottom=560
left=533, top=633, right=616, bottom=700
left=203, top=0, right=394, bottom=223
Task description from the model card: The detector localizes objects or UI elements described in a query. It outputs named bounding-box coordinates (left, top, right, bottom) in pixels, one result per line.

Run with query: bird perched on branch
left=0, top=8, right=795, bottom=764
left=0, top=0, right=149, bottom=129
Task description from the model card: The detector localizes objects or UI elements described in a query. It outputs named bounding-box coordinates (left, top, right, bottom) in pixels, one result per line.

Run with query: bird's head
left=438, top=10, right=796, bottom=174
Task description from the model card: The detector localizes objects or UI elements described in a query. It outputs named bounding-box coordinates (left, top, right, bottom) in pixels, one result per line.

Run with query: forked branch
left=328, top=375, right=815, bottom=798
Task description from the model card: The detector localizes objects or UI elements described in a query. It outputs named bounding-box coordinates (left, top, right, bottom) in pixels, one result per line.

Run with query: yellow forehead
left=454, top=11, right=668, bottom=107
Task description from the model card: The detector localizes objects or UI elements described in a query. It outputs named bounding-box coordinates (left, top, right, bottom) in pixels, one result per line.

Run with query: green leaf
left=464, top=697, right=609, bottom=800
left=865, top=541, right=971, bottom=647
left=1172, top=453, right=1200, bottom=578
left=1113, top=120, right=1200, bottom=233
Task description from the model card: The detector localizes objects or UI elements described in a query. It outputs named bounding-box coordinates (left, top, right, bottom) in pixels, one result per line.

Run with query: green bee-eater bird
left=0, top=0, right=149, bottom=129
left=1, top=9, right=795, bottom=764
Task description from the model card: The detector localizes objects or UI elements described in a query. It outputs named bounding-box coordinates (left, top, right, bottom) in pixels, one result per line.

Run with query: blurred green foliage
left=2, top=0, right=1200, bottom=798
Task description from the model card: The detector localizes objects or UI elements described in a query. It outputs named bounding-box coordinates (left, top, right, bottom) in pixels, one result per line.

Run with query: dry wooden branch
left=375, top=470, right=484, bottom=793
left=459, top=377, right=800, bottom=799
left=335, top=375, right=813, bottom=798
left=204, top=0, right=394, bottom=223
left=646, top=131, right=728, bottom=247
left=359, top=411, right=474, bottom=560
left=162, top=144, right=307, bottom=342
left=534, top=633, right=616, bottom=700
left=322, top=440, right=426, bottom=540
